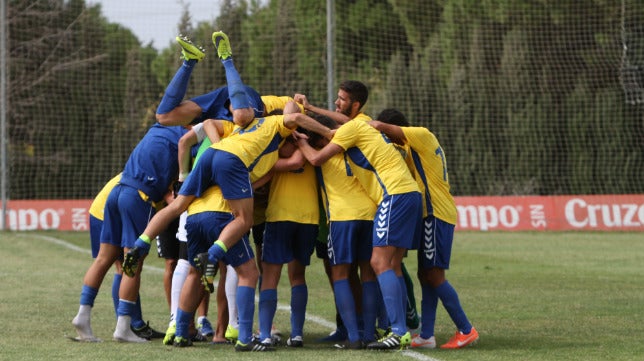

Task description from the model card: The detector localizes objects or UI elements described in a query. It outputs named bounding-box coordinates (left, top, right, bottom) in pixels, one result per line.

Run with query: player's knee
left=236, top=260, right=259, bottom=285
left=232, top=107, right=255, bottom=127
left=370, top=257, right=389, bottom=274
left=156, top=112, right=171, bottom=125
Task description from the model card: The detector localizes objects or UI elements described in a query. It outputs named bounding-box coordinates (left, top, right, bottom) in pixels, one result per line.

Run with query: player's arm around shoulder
left=292, top=130, right=343, bottom=167
left=283, top=106, right=335, bottom=140
left=369, top=120, right=407, bottom=146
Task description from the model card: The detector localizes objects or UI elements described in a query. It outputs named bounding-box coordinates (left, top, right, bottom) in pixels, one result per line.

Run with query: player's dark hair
left=305, top=113, right=337, bottom=147
left=376, top=108, right=410, bottom=127
left=339, top=80, right=369, bottom=110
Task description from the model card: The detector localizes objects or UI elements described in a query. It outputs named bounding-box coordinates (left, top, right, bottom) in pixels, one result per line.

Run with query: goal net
left=3, top=0, right=643, bottom=203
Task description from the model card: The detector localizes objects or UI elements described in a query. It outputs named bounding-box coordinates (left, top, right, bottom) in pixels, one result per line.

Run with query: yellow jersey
left=318, top=153, right=376, bottom=221
left=402, top=127, right=457, bottom=224
left=89, top=174, right=122, bottom=220
left=331, top=119, right=419, bottom=204
left=265, top=162, right=319, bottom=224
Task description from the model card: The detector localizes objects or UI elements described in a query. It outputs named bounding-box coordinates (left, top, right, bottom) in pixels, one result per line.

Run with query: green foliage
left=5, top=0, right=644, bottom=199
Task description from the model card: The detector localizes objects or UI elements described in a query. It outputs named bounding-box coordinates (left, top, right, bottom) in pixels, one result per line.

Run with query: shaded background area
left=3, top=0, right=643, bottom=200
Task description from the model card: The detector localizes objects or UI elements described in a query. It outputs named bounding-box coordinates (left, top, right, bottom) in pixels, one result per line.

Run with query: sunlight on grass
left=1, top=230, right=642, bottom=361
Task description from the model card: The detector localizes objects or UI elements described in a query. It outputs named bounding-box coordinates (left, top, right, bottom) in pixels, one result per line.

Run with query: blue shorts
left=189, top=85, right=263, bottom=122
left=262, top=221, right=317, bottom=265
left=417, top=215, right=454, bottom=270
left=372, top=192, right=422, bottom=249
left=190, top=88, right=232, bottom=123
left=241, top=85, right=264, bottom=118
left=101, top=184, right=155, bottom=248
left=180, top=148, right=253, bottom=200
left=89, top=215, right=102, bottom=258
left=185, top=211, right=255, bottom=268
left=327, top=220, right=373, bottom=265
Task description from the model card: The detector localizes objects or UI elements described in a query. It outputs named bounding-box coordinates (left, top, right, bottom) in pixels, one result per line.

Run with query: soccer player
left=161, top=120, right=222, bottom=345
left=123, top=31, right=334, bottom=351
left=294, top=81, right=374, bottom=343
left=72, top=174, right=162, bottom=342
left=294, top=81, right=371, bottom=125
left=370, top=108, right=479, bottom=349
left=256, top=139, right=319, bottom=348
left=160, top=212, right=218, bottom=344
left=73, top=122, right=187, bottom=343
left=155, top=35, right=263, bottom=127
left=303, top=114, right=380, bottom=349
left=293, top=86, right=423, bottom=350
left=87, top=173, right=125, bottom=331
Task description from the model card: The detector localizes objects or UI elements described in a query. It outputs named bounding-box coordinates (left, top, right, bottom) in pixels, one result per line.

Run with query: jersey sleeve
left=331, top=120, right=359, bottom=150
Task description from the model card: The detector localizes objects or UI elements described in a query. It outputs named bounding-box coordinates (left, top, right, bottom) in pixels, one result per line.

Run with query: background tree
left=4, top=0, right=644, bottom=200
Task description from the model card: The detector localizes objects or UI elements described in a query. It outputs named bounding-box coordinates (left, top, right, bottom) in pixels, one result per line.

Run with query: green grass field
left=1, top=230, right=643, bottom=361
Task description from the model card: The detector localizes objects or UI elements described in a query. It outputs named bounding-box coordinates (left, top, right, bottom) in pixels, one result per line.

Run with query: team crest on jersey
left=423, top=218, right=435, bottom=261
left=375, top=200, right=390, bottom=239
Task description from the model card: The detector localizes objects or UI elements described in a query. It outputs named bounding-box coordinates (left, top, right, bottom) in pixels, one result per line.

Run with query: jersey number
left=435, top=146, right=447, bottom=181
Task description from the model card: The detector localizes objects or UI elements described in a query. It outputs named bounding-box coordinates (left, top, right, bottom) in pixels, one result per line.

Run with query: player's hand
left=292, top=130, right=309, bottom=142
left=123, top=237, right=151, bottom=277
left=293, top=93, right=309, bottom=108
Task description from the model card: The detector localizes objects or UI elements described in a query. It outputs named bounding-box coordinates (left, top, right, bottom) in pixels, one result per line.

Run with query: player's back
left=266, top=162, right=318, bottom=224
left=212, top=115, right=293, bottom=176
left=402, top=127, right=457, bottom=224
left=332, top=119, right=419, bottom=204
left=120, top=124, right=187, bottom=202
left=318, top=152, right=376, bottom=221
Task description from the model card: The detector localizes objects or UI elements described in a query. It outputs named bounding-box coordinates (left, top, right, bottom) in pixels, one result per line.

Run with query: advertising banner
left=4, top=195, right=644, bottom=231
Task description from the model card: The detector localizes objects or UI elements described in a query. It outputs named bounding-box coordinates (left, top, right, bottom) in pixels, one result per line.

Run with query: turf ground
left=1, top=230, right=642, bottom=361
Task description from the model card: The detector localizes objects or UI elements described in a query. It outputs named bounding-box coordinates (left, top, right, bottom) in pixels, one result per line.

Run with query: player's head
left=336, top=80, right=369, bottom=118
left=376, top=108, right=409, bottom=127
left=305, top=112, right=337, bottom=148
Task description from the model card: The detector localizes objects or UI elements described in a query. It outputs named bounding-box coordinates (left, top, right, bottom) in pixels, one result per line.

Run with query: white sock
left=170, top=259, right=190, bottom=323
left=78, top=304, right=91, bottom=318
left=225, top=265, right=239, bottom=329
left=72, top=305, right=97, bottom=340
left=113, top=315, right=148, bottom=343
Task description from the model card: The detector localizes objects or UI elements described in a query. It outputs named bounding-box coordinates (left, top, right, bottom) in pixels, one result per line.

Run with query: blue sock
left=436, top=281, right=472, bottom=334
left=130, top=295, right=145, bottom=329
left=333, top=279, right=359, bottom=342
left=290, top=284, right=308, bottom=337
left=375, top=283, right=389, bottom=330
left=361, top=281, right=378, bottom=342
left=116, top=298, right=136, bottom=317
left=175, top=308, right=193, bottom=338
left=110, top=274, right=121, bottom=318
left=397, top=275, right=408, bottom=331
left=420, top=284, right=438, bottom=339
left=237, top=286, right=256, bottom=344
left=208, top=242, right=227, bottom=264
left=222, top=59, right=250, bottom=110
left=376, top=270, right=405, bottom=336
left=258, top=289, right=277, bottom=340
left=157, top=60, right=197, bottom=114
left=79, top=285, right=98, bottom=307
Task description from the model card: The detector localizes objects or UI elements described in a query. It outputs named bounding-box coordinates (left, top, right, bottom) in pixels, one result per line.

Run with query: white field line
left=29, top=233, right=443, bottom=361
